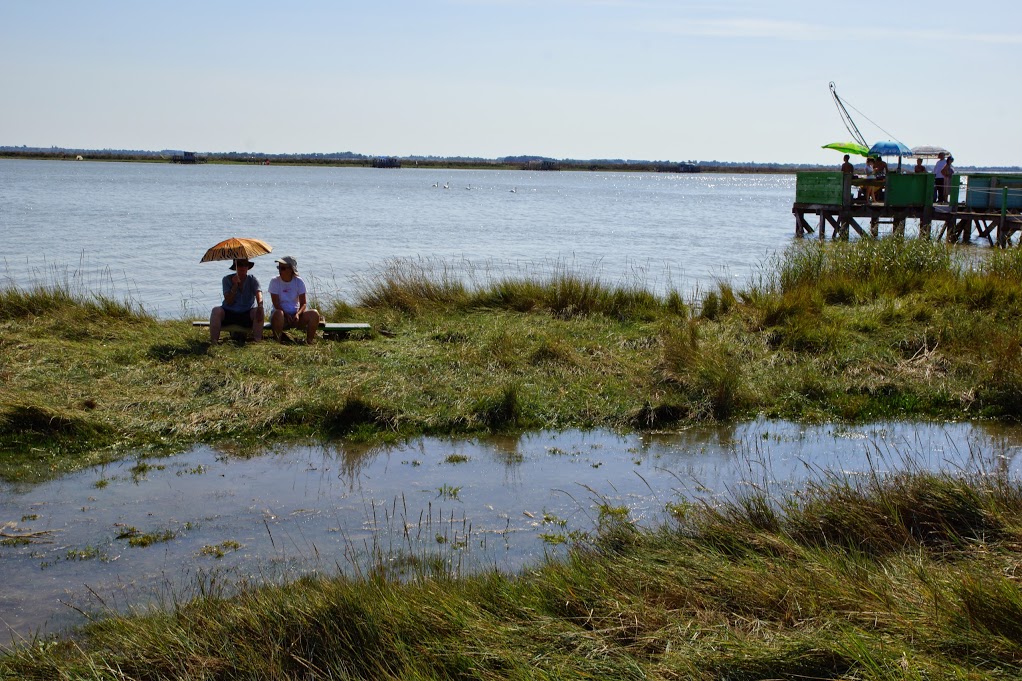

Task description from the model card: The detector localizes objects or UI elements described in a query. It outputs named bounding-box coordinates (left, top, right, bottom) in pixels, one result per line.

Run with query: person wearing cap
left=268, top=255, right=320, bottom=344
left=209, top=258, right=264, bottom=342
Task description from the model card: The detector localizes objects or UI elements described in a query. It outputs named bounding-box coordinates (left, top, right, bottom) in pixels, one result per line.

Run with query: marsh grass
left=353, top=257, right=687, bottom=321
left=4, top=241, right=1022, bottom=481
left=7, top=469, right=1022, bottom=679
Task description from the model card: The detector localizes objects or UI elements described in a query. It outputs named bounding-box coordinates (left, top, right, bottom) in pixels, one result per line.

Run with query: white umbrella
left=910, top=145, right=950, bottom=159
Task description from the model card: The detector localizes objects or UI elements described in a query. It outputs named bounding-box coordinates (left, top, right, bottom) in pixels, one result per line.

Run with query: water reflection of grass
left=6, top=468, right=1022, bottom=678
left=435, top=484, right=462, bottom=501
left=3, top=239, right=1022, bottom=483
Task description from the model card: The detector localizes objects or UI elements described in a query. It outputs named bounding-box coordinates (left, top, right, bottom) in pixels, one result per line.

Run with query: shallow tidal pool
left=2, top=418, right=1021, bottom=642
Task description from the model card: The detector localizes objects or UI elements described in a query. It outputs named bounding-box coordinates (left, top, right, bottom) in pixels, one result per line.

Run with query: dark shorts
left=222, top=308, right=255, bottom=327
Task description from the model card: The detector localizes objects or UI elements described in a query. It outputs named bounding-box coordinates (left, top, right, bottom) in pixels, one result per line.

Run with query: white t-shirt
left=933, top=158, right=947, bottom=180
left=268, top=275, right=307, bottom=314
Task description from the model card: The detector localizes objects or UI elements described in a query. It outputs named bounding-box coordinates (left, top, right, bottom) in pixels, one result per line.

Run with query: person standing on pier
left=942, top=156, right=955, bottom=204
left=841, top=154, right=855, bottom=174
left=914, top=158, right=926, bottom=173
left=933, top=152, right=948, bottom=202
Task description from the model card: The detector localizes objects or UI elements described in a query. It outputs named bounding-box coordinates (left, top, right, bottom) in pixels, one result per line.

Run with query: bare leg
left=271, top=309, right=286, bottom=342
left=251, top=307, right=265, bottom=341
left=209, top=307, right=225, bottom=343
left=302, top=309, right=320, bottom=344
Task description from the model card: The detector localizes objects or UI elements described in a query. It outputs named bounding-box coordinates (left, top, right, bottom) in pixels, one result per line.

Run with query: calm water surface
left=2, top=420, right=1021, bottom=641
left=1, top=159, right=795, bottom=317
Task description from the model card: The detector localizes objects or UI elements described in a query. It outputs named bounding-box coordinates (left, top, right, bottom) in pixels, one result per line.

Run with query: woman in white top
left=268, top=255, right=321, bottom=344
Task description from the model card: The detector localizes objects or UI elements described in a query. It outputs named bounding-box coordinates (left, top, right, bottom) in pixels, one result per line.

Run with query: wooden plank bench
left=192, top=320, right=371, bottom=339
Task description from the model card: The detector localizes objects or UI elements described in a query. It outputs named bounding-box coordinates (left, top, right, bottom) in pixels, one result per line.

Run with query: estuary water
left=3, top=419, right=1021, bottom=641
left=0, top=159, right=795, bottom=317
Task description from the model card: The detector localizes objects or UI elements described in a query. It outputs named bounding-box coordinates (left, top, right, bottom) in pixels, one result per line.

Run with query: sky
left=3, top=0, right=1021, bottom=166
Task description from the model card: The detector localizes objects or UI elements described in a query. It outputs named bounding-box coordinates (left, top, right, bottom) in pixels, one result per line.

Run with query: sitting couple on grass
left=209, top=255, right=321, bottom=344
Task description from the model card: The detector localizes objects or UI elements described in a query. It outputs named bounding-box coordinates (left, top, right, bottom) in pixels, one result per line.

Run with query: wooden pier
left=793, top=171, right=1022, bottom=246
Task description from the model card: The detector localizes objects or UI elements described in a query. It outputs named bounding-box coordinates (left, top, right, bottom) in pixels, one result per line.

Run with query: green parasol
left=822, top=141, right=870, bottom=157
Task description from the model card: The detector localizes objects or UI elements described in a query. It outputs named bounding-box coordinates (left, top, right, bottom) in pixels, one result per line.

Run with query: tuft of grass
left=473, top=382, right=527, bottom=430
left=275, top=394, right=399, bottom=439
left=659, top=320, right=747, bottom=420
left=0, top=282, right=149, bottom=323
left=117, top=526, right=176, bottom=548
left=776, top=238, right=958, bottom=298
left=355, top=258, right=687, bottom=321
left=354, top=258, right=470, bottom=313
left=698, top=282, right=737, bottom=321
left=0, top=403, right=112, bottom=440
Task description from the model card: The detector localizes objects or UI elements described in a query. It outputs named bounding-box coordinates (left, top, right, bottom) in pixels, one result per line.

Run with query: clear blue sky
left=4, top=1, right=1019, bottom=165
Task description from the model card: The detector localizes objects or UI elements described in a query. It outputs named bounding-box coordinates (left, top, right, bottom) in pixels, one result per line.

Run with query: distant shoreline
left=0, top=149, right=816, bottom=175
left=4, top=150, right=1018, bottom=175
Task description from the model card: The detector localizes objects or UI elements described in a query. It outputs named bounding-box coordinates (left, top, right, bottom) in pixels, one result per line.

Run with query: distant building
left=371, top=157, right=401, bottom=168
left=171, top=151, right=205, bottom=164
left=655, top=162, right=699, bottom=173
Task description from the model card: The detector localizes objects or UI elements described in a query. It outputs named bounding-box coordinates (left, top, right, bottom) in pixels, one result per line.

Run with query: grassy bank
left=5, top=469, right=1022, bottom=678
left=2, top=238, right=1022, bottom=482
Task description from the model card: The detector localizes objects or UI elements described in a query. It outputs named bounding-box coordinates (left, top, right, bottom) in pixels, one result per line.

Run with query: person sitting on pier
left=862, top=157, right=887, bottom=202
left=872, top=157, right=888, bottom=179
left=914, top=158, right=926, bottom=173
left=841, top=154, right=854, bottom=174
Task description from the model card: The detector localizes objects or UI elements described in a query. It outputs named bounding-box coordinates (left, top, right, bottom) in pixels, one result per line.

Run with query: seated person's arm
left=271, top=292, right=281, bottom=311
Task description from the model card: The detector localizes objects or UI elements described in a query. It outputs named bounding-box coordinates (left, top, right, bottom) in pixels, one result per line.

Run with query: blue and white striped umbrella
left=869, top=141, right=912, bottom=157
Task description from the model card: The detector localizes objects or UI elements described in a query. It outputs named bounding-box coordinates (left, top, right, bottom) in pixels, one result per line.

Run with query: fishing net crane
left=829, top=82, right=868, bottom=149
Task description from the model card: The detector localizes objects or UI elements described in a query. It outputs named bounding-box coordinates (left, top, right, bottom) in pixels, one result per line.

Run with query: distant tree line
left=13, top=146, right=1010, bottom=173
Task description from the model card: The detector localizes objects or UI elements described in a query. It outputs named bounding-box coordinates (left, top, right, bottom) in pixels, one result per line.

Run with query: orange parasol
left=200, top=237, right=273, bottom=263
